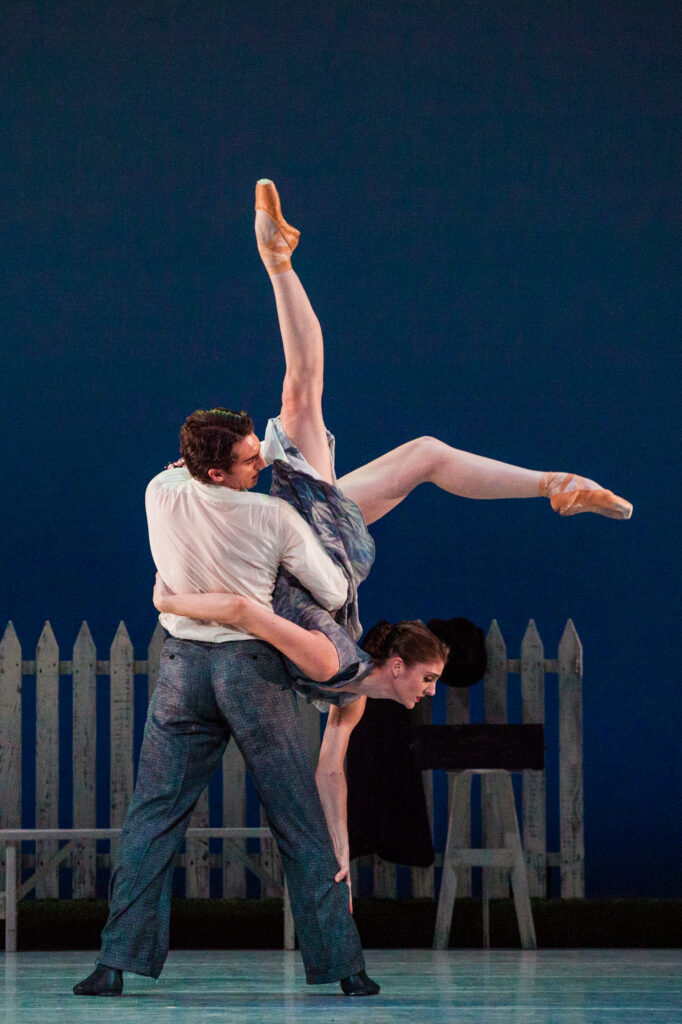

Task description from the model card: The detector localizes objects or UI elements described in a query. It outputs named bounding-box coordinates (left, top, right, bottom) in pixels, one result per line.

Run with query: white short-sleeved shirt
left=146, top=467, right=348, bottom=642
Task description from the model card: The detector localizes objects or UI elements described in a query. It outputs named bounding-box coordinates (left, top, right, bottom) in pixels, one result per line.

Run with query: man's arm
left=315, top=696, right=367, bottom=912
left=278, top=502, right=348, bottom=611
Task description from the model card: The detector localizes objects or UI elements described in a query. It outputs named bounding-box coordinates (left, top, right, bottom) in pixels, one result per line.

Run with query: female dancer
left=157, top=178, right=631, bottom=696
left=154, top=179, right=632, bottom=903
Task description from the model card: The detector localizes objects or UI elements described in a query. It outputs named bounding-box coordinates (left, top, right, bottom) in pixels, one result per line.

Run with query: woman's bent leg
left=337, top=436, right=544, bottom=525
left=255, top=180, right=332, bottom=483
left=337, top=437, right=631, bottom=525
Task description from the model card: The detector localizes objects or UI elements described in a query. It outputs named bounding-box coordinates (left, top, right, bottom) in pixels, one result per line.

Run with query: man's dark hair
left=180, top=408, right=254, bottom=483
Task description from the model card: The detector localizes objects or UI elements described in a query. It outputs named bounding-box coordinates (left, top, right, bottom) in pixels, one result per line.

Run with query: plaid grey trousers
left=99, top=636, right=365, bottom=984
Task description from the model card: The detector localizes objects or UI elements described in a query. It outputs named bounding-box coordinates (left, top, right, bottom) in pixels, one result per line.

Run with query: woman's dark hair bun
left=360, top=619, right=450, bottom=669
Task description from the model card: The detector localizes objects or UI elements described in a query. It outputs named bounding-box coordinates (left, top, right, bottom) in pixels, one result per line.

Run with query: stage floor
left=2, top=949, right=680, bottom=1023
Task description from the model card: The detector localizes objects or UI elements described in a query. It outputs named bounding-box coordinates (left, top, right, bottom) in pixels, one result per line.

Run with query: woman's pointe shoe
left=541, top=472, right=633, bottom=519
left=254, top=179, right=300, bottom=275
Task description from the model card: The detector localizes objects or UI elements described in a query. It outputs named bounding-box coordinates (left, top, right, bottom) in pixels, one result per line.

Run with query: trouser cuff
left=98, top=951, right=162, bottom=980
left=305, top=953, right=366, bottom=985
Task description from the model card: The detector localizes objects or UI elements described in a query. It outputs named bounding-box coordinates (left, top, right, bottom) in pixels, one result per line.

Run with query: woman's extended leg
left=255, top=180, right=332, bottom=484
left=337, top=438, right=632, bottom=525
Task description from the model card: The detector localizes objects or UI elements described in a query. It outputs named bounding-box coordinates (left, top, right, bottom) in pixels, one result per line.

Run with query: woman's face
left=392, top=659, right=444, bottom=709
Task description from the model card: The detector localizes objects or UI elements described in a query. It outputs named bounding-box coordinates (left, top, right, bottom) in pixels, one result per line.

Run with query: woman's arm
left=153, top=576, right=340, bottom=682
left=315, top=696, right=367, bottom=913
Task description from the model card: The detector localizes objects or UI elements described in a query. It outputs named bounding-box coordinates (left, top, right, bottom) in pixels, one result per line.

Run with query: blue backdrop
left=2, top=1, right=680, bottom=897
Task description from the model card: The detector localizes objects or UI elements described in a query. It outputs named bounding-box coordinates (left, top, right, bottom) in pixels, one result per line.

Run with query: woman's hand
left=153, top=572, right=172, bottom=612
left=335, top=856, right=353, bottom=915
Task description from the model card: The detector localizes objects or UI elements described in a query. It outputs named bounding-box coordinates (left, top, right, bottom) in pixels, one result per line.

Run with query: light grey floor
left=1, top=949, right=681, bottom=1024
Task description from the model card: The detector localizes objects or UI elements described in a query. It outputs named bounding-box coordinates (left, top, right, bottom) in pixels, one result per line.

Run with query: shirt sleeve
left=277, top=503, right=348, bottom=612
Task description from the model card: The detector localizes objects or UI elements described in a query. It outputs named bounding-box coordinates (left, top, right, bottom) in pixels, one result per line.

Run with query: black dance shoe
left=73, top=964, right=123, bottom=996
left=340, top=970, right=381, bottom=996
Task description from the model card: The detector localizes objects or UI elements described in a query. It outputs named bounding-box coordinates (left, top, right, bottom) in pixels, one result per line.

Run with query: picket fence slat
left=482, top=620, right=508, bottom=898
left=0, top=623, right=22, bottom=893
left=558, top=619, right=584, bottom=898
left=1, top=616, right=584, bottom=906
left=110, top=622, right=134, bottom=866
left=36, top=622, right=59, bottom=899
left=521, top=619, right=546, bottom=897
left=72, top=622, right=97, bottom=897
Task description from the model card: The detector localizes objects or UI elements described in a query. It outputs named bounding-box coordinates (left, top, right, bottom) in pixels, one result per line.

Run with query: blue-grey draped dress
left=263, top=416, right=376, bottom=706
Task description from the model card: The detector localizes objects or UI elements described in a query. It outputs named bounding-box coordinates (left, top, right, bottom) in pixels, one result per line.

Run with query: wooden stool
left=410, top=724, right=544, bottom=950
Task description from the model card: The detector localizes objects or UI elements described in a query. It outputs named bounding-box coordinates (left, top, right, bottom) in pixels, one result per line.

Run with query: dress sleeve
left=277, top=503, right=348, bottom=612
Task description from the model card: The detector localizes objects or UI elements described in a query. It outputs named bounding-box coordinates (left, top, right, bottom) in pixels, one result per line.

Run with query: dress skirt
left=263, top=416, right=376, bottom=705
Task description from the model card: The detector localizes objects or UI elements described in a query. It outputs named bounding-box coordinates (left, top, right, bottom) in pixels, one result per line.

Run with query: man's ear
left=207, top=467, right=228, bottom=484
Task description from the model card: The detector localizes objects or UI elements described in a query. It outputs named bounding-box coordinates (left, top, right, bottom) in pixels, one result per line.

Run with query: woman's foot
left=541, top=472, right=633, bottom=519
left=254, top=179, right=300, bottom=275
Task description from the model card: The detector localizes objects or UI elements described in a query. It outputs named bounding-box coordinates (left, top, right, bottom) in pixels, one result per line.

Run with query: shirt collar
left=190, top=478, right=257, bottom=503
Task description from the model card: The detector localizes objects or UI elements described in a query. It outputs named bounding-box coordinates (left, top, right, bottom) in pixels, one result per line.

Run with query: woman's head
left=361, top=620, right=449, bottom=709
left=180, top=408, right=256, bottom=484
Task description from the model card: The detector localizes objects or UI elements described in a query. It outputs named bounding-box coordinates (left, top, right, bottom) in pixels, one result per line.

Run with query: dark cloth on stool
left=347, top=699, right=434, bottom=867
left=427, top=617, right=487, bottom=688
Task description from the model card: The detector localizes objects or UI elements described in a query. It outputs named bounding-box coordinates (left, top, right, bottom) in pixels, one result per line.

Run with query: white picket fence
left=0, top=617, right=584, bottom=905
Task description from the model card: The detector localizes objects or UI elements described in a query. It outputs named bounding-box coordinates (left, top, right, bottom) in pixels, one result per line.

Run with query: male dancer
left=73, top=377, right=379, bottom=989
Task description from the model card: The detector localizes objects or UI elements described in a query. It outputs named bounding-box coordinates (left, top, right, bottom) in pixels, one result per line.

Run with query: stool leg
left=496, top=773, right=537, bottom=950
left=482, top=772, right=507, bottom=899
left=434, top=772, right=470, bottom=950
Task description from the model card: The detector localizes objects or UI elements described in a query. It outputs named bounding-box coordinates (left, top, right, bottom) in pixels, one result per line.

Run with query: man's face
left=207, top=433, right=267, bottom=490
